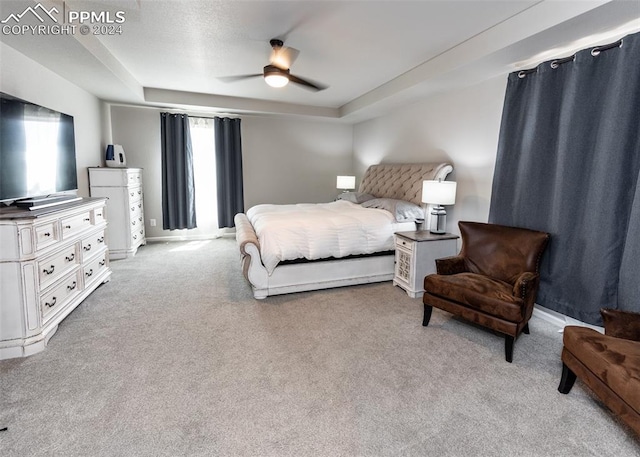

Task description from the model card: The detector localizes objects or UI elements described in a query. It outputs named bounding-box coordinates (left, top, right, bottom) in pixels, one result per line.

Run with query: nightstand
left=393, top=231, right=459, bottom=298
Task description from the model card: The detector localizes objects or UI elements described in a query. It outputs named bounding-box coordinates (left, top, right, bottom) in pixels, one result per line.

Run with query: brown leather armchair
left=422, top=221, right=550, bottom=362
left=558, top=309, right=640, bottom=435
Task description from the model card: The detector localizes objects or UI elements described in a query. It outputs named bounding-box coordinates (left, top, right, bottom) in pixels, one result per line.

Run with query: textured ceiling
left=1, top=0, right=639, bottom=121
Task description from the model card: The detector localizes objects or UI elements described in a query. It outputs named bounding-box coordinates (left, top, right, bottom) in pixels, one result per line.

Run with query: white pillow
left=336, top=192, right=375, bottom=204
left=361, top=198, right=424, bottom=222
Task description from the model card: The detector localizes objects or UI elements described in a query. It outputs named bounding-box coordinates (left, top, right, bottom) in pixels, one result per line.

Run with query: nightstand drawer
left=395, top=237, right=414, bottom=253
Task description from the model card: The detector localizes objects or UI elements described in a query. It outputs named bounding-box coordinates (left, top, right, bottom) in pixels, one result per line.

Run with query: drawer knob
left=98, top=237, right=104, bottom=243
left=65, top=225, right=71, bottom=229
left=99, top=259, right=106, bottom=267
left=43, top=232, right=51, bottom=237
left=45, top=297, right=57, bottom=308
left=43, top=265, right=55, bottom=275
left=132, top=220, right=136, bottom=226
left=96, top=213, right=102, bottom=217
left=84, top=218, right=90, bottom=222
left=86, top=269, right=93, bottom=278
left=65, top=253, right=75, bottom=262
left=67, top=281, right=77, bottom=291
left=84, top=244, right=92, bottom=252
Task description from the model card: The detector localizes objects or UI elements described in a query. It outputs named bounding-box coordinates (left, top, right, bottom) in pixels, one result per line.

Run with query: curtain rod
left=517, top=38, right=624, bottom=79
left=160, top=112, right=239, bottom=120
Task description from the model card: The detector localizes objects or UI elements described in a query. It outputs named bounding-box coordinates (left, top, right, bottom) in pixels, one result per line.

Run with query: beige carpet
left=1, top=238, right=638, bottom=456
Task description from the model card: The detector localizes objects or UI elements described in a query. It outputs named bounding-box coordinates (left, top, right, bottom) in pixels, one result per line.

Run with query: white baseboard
left=533, top=305, right=604, bottom=333
left=146, top=228, right=235, bottom=243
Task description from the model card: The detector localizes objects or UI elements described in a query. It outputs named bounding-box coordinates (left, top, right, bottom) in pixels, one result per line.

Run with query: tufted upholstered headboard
left=358, top=163, right=453, bottom=206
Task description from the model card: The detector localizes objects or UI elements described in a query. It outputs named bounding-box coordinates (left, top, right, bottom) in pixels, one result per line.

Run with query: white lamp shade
left=336, top=175, right=356, bottom=190
left=422, top=180, right=457, bottom=205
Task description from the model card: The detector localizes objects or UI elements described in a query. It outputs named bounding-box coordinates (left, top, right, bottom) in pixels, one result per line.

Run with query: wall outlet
left=149, top=218, right=156, bottom=227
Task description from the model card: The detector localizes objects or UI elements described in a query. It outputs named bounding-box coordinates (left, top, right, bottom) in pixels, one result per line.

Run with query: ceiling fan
left=219, top=39, right=327, bottom=91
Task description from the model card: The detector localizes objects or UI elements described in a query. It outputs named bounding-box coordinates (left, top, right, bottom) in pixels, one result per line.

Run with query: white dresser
left=0, top=198, right=111, bottom=359
left=88, top=167, right=146, bottom=260
left=393, top=231, right=459, bottom=298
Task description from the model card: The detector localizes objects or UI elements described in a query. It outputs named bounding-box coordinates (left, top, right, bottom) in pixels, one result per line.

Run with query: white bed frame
left=235, top=162, right=453, bottom=299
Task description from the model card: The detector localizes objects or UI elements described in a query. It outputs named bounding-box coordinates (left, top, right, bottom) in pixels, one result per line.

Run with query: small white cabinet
left=393, top=231, right=459, bottom=298
left=0, top=198, right=111, bottom=359
left=88, top=167, right=146, bottom=260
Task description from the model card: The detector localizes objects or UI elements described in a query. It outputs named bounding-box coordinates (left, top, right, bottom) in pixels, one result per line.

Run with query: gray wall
left=0, top=43, right=106, bottom=197
left=109, top=106, right=354, bottom=240
left=353, top=76, right=507, bottom=236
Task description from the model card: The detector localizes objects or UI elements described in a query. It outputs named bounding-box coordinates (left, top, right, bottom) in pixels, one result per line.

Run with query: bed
left=234, top=162, right=453, bottom=299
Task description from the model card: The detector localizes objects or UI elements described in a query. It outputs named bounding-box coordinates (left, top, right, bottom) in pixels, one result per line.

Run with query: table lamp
left=336, top=175, right=356, bottom=193
left=422, top=179, right=457, bottom=234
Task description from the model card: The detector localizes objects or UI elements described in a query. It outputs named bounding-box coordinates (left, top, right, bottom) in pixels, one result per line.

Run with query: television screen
left=0, top=93, right=77, bottom=202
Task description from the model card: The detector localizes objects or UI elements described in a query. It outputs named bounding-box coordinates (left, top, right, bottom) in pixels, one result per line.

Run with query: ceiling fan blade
left=269, top=46, right=300, bottom=70
left=288, top=74, right=328, bottom=91
left=217, top=74, right=262, bottom=83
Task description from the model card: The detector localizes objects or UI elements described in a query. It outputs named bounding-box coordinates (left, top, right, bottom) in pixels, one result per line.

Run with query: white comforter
left=247, top=200, right=413, bottom=275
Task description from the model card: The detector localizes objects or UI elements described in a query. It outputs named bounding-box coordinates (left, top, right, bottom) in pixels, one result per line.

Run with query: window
left=188, top=117, right=218, bottom=234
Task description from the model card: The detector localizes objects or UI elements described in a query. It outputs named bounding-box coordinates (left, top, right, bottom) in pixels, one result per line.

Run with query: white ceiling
left=1, top=0, right=639, bottom=122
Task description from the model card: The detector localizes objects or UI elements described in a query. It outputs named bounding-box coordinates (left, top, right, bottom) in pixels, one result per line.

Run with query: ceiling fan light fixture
left=264, top=65, right=290, bottom=88
left=264, top=73, right=289, bottom=88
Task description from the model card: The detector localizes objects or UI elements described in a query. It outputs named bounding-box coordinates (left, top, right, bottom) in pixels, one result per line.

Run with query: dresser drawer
left=83, top=252, right=109, bottom=286
left=34, top=221, right=59, bottom=251
left=127, top=171, right=142, bottom=186
left=129, top=200, right=143, bottom=217
left=127, top=186, right=143, bottom=204
left=61, top=211, right=92, bottom=239
left=40, top=270, right=82, bottom=323
left=92, top=207, right=106, bottom=225
left=129, top=211, right=144, bottom=231
left=38, top=244, right=80, bottom=290
left=131, top=226, right=145, bottom=245
left=81, top=230, right=107, bottom=260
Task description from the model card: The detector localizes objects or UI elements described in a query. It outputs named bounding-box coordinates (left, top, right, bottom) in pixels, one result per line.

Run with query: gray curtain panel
left=160, top=113, right=197, bottom=230
left=489, top=32, right=640, bottom=325
left=214, top=117, right=244, bottom=228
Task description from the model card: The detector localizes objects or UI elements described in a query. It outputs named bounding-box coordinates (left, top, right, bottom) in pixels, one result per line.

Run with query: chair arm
left=435, top=256, right=467, bottom=275
left=601, top=308, right=640, bottom=341
left=512, top=272, right=540, bottom=300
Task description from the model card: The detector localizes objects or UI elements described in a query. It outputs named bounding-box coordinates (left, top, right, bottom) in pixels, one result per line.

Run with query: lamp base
left=429, top=206, right=447, bottom=234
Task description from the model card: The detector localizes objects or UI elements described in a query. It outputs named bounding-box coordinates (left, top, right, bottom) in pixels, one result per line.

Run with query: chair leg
left=523, top=323, right=530, bottom=335
left=558, top=363, right=577, bottom=394
left=505, top=335, right=514, bottom=363
left=422, top=304, right=433, bottom=327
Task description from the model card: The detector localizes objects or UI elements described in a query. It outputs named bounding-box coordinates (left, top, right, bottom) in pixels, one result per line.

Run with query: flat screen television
left=0, top=92, right=78, bottom=205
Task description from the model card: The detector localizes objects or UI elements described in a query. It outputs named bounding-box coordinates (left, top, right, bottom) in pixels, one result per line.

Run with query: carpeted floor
left=1, top=238, right=638, bottom=456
